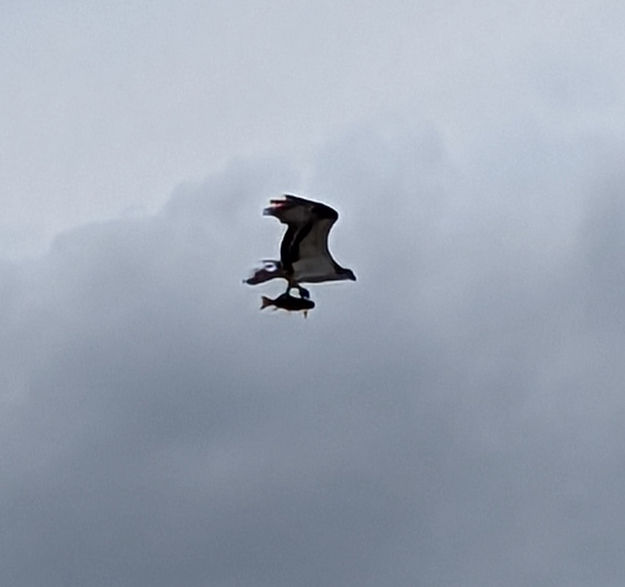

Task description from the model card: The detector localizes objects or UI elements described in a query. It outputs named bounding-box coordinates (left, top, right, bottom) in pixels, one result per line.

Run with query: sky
left=3, top=1, right=625, bottom=586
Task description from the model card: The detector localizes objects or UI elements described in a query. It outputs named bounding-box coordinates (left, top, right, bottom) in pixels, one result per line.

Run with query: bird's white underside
left=293, top=256, right=341, bottom=282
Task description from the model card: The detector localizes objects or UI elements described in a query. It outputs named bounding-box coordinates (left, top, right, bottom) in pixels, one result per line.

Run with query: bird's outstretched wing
left=263, top=195, right=339, bottom=274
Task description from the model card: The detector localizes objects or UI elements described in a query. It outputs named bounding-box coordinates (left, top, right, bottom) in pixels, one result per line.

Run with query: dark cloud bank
left=2, top=124, right=625, bottom=587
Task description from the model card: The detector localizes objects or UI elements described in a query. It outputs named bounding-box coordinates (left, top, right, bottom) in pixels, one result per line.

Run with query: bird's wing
left=264, top=195, right=339, bottom=271
left=263, top=194, right=321, bottom=226
left=292, top=216, right=337, bottom=263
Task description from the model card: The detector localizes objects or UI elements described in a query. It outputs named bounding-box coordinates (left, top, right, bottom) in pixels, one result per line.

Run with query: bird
left=245, top=194, right=356, bottom=299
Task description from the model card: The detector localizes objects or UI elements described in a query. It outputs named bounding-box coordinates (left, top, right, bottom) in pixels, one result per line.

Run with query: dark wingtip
left=263, top=197, right=287, bottom=216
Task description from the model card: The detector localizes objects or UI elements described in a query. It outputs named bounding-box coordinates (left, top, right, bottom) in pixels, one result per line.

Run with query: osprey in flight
left=245, top=195, right=356, bottom=305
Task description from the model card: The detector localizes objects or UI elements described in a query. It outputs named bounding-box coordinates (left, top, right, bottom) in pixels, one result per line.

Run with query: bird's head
left=343, top=268, right=357, bottom=281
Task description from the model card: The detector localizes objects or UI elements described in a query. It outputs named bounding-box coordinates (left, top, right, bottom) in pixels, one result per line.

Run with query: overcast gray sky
left=3, top=2, right=625, bottom=586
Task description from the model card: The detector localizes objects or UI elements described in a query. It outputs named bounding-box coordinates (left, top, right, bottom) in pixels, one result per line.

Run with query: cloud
left=3, top=121, right=625, bottom=586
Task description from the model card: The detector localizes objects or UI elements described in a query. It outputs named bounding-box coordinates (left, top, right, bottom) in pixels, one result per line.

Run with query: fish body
left=260, top=293, right=315, bottom=317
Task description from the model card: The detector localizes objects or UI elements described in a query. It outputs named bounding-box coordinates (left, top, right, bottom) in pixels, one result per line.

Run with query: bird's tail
left=244, top=261, right=285, bottom=285
left=260, top=296, right=273, bottom=310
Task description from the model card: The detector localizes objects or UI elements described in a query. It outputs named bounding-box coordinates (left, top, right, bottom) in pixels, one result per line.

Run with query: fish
left=260, top=293, right=315, bottom=317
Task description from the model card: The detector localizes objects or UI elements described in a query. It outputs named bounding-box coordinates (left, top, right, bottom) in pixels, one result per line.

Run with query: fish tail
left=260, top=296, right=273, bottom=310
